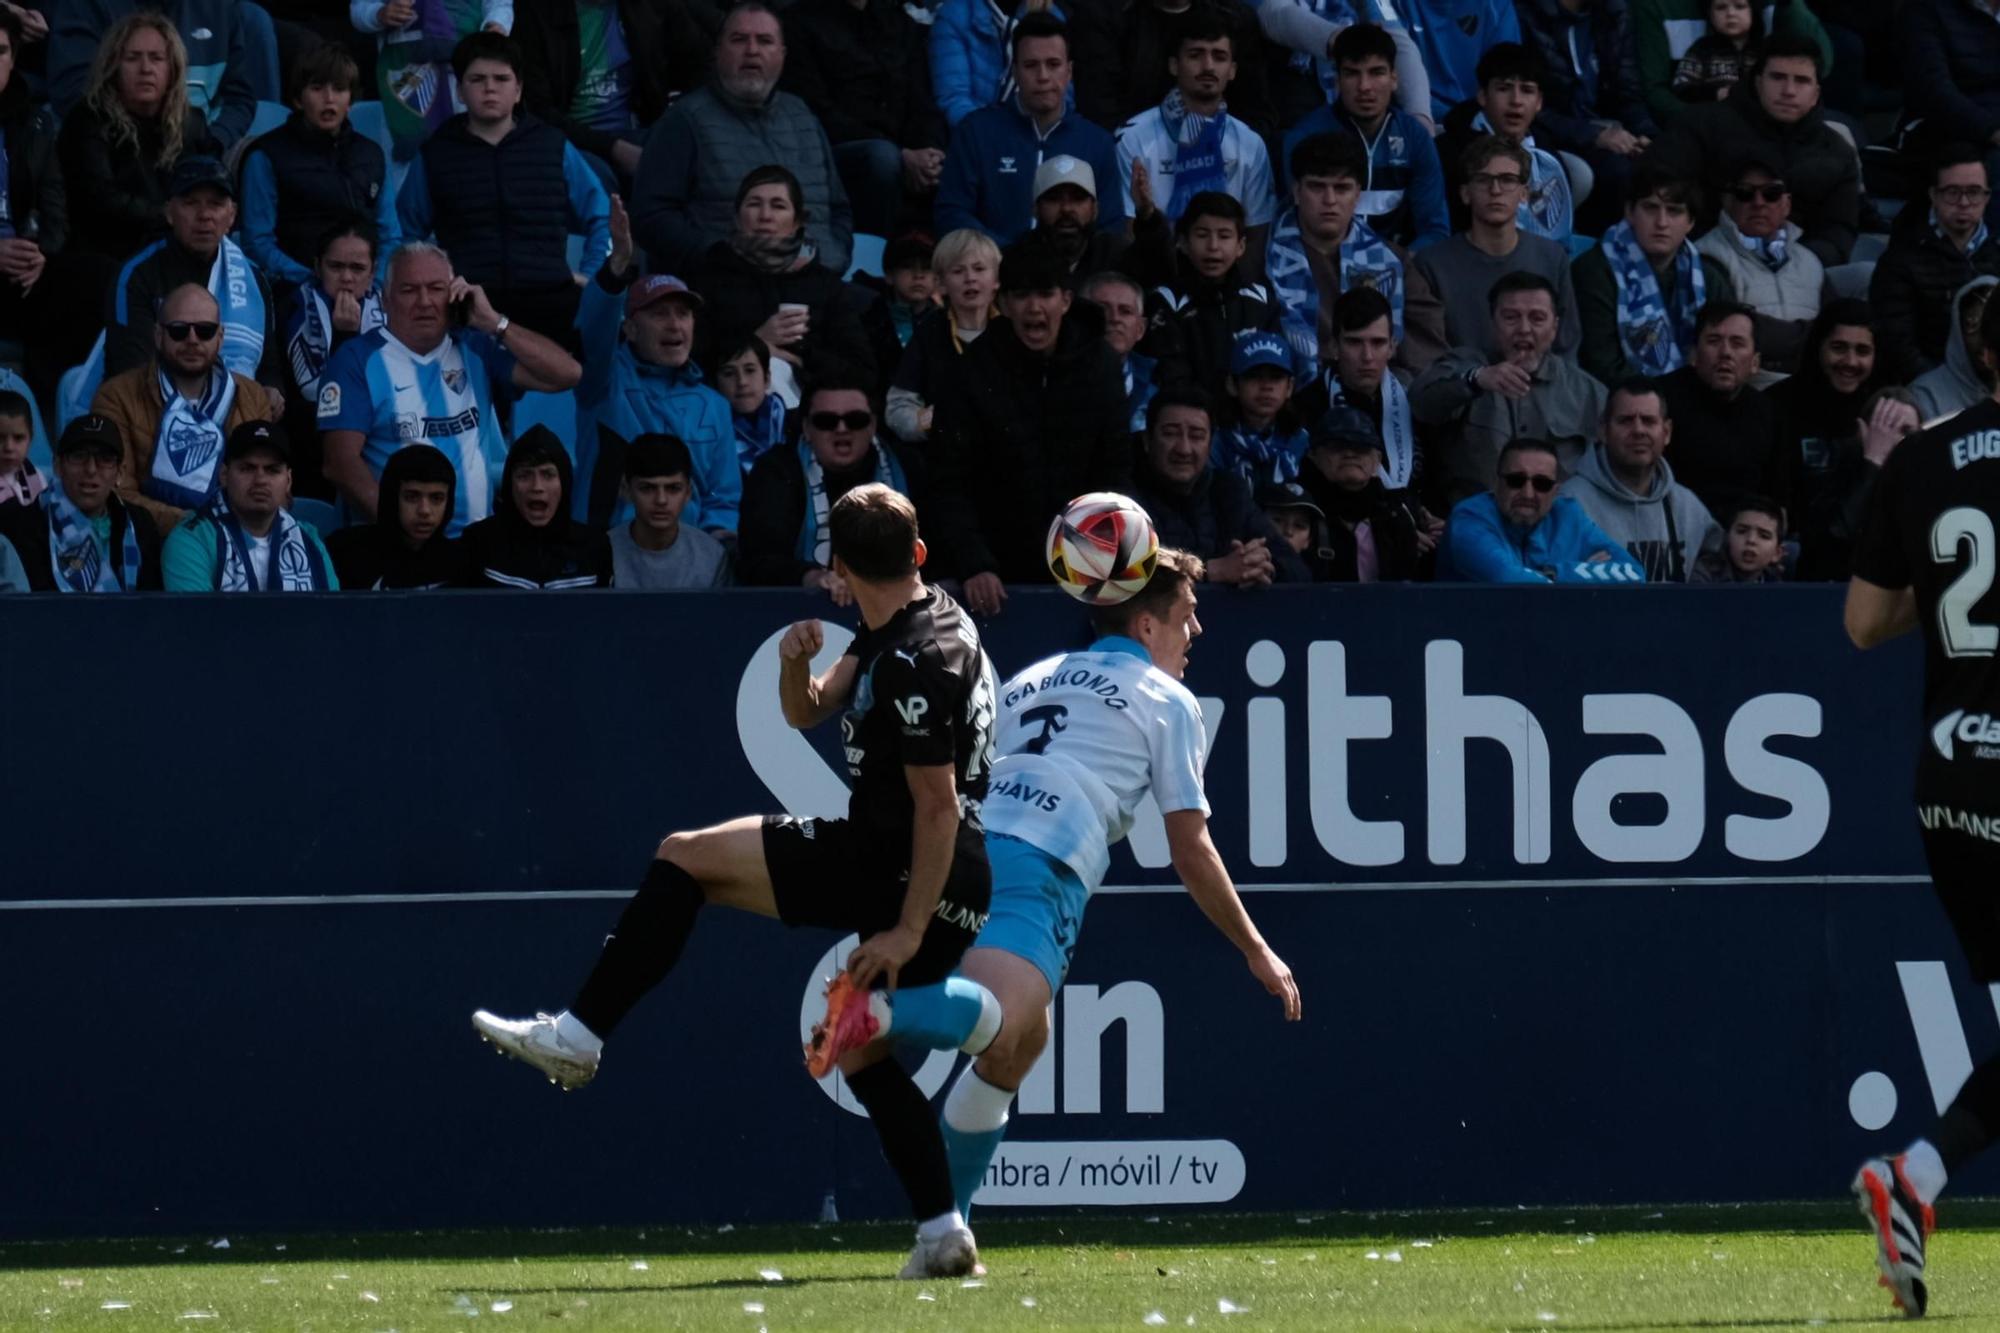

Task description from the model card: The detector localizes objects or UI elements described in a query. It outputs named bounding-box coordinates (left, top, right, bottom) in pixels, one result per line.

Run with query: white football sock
left=962, top=987, right=1003, bottom=1055
left=917, top=1210, right=966, bottom=1242
left=868, top=991, right=894, bottom=1033
left=1902, top=1138, right=1948, bottom=1205
left=942, top=1068, right=1014, bottom=1133
left=554, top=1010, right=603, bottom=1054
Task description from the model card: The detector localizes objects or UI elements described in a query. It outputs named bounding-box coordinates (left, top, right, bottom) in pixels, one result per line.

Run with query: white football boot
left=471, top=1010, right=600, bottom=1090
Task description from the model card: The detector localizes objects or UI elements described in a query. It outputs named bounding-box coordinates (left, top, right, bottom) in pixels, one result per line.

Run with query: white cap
left=1032, top=155, right=1097, bottom=201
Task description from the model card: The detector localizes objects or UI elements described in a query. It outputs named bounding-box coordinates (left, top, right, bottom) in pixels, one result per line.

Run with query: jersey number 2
left=1934, top=506, right=1999, bottom=658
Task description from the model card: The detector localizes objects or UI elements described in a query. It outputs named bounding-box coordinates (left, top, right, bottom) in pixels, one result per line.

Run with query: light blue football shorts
left=971, top=831, right=1092, bottom=996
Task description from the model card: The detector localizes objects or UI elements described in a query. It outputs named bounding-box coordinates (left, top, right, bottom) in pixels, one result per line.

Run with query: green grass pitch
left=10, top=1204, right=2000, bottom=1331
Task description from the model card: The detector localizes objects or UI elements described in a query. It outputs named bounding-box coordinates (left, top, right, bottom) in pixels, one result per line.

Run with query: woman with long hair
left=56, top=12, right=210, bottom=261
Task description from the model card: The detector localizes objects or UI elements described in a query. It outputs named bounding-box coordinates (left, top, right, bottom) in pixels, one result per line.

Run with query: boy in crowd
left=1707, top=495, right=1787, bottom=582
left=324, top=444, right=465, bottom=590
left=1127, top=189, right=1283, bottom=400
left=0, top=389, right=42, bottom=509
left=862, top=234, right=940, bottom=399
left=612, top=433, right=733, bottom=590
left=716, top=336, right=786, bottom=476
left=1212, top=330, right=1309, bottom=485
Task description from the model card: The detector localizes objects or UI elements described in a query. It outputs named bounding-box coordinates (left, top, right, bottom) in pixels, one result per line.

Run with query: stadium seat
left=57, top=337, right=106, bottom=433
left=4, top=366, right=54, bottom=472
left=247, top=100, right=290, bottom=141
left=846, top=233, right=887, bottom=281
left=290, top=496, right=341, bottom=537
left=1827, top=261, right=1876, bottom=301
left=514, top=389, right=578, bottom=447
left=348, top=102, right=409, bottom=200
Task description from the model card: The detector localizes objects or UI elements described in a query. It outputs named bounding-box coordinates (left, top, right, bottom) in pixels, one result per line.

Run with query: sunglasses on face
left=1501, top=471, right=1556, bottom=493
left=163, top=320, right=220, bottom=343
left=809, top=410, right=874, bottom=431
left=1728, top=184, right=1788, bottom=204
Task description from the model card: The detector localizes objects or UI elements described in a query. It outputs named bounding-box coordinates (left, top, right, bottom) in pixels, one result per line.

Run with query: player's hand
left=779, top=618, right=824, bottom=662
left=1247, top=945, right=1301, bottom=1021
left=606, top=194, right=634, bottom=277
left=964, top=571, right=1008, bottom=616
left=847, top=924, right=924, bottom=991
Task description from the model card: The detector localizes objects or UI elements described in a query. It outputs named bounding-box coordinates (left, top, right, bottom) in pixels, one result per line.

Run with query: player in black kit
left=472, top=483, right=999, bottom=1278
left=1846, top=294, right=2000, bottom=1319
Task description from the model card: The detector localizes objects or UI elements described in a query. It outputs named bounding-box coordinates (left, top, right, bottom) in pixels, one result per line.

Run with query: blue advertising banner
left=0, top=586, right=1989, bottom=1237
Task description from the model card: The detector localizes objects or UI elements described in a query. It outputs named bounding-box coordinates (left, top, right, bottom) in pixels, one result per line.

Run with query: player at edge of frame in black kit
left=1845, top=289, right=2000, bottom=1321
left=471, top=482, right=1001, bottom=1281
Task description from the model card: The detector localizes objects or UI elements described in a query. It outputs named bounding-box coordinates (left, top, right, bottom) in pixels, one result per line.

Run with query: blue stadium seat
left=846, top=233, right=887, bottom=281
left=514, top=389, right=578, bottom=446
left=290, top=496, right=341, bottom=537
left=348, top=102, right=409, bottom=200
left=57, top=338, right=106, bottom=433
left=247, top=100, right=289, bottom=141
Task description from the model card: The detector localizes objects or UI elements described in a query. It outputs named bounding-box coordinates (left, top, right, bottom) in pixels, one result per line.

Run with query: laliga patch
left=316, top=382, right=341, bottom=418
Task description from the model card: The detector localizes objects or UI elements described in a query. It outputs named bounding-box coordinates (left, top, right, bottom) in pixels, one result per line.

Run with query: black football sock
left=844, top=1059, right=957, bottom=1222
left=568, top=858, right=704, bottom=1039
left=1933, top=1056, right=2000, bottom=1172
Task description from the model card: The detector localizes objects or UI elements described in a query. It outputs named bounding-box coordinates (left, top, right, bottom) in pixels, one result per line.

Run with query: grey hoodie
left=1912, top=275, right=2000, bottom=423
left=1567, top=443, right=1724, bottom=583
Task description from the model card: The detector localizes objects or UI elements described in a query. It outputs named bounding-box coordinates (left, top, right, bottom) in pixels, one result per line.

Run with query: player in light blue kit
left=810, top=545, right=1302, bottom=1220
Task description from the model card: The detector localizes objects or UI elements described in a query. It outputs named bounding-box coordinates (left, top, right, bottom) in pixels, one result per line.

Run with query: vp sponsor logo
left=894, top=696, right=929, bottom=726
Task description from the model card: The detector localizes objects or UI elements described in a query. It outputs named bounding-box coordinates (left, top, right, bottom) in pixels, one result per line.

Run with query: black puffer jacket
left=1644, top=81, right=1860, bottom=266
left=926, top=308, right=1133, bottom=582
left=1869, top=214, right=2000, bottom=383
left=458, top=429, right=613, bottom=589
left=690, top=239, right=877, bottom=384
left=1129, top=457, right=1310, bottom=582
left=56, top=102, right=212, bottom=260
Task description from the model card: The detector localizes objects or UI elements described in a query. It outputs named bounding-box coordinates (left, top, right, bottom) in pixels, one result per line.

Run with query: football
left=1046, top=492, right=1160, bottom=605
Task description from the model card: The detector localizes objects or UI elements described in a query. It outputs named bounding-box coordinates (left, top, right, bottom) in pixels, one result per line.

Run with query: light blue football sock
left=940, top=1067, right=1016, bottom=1218
left=887, top=976, right=1001, bottom=1052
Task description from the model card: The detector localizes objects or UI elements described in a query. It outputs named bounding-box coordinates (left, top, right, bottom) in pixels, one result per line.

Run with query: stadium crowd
left=0, top=0, right=1982, bottom=592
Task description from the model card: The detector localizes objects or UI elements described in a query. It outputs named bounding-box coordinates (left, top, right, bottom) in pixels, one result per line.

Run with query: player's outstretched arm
left=1844, top=577, right=1918, bottom=650
left=777, top=619, right=858, bottom=729
left=1164, top=809, right=1302, bottom=1021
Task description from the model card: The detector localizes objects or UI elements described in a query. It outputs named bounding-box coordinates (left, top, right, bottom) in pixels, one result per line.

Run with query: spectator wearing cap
left=780, top=0, right=947, bottom=236
left=238, top=43, right=400, bottom=295
left=324, top=443, right=467, bottom=590
left=0, top=413, right=164, bottom=592
left=1316, top=286, right=1420, bottom=490
left=1279, top=23, right=1449, bottom=252
left=1693, top=151, right=1828, bottom=374
left=1128, top=385, right=1309, bottom=586
left=859, top=233, right=941, bottom=400
left=1080, top=270, right=1160, bottom=435
left=95, top=281, right=272, bottom=534
left=1411, top=269, right=1606, bottom=503
left=1031, top=157, right=1131, bottom=289
left=1213, top=330, right=1309, bottom=484
left=933, top=14, right=1123, bottom=248
left=1291, top=404, right=1432, bottom=581
left=611, top=433, right=733, bottom=590
left=740, top=368, right=918, bottom=599
left=1871, top=147, right=2000, bottom=385
left=319, top=242, right=582, bottom=536
left=459, top=425, right=613, bottom=589
left=689, top=164, right=877, bottom=384
left=1126, top=189, right=1284, bottom=400
left=1258, top=480, right=1333, bottom=575
left=161, top=421, right=339, bottom=591
left=927, top=236, right=1132, bottom=611
left=1114, top=17, right=1275, bottom=245
left=1572, top=165, right=1734, bottom=387
left=1441, top=435, right=1644, bottom=582
left=1414, top=136, right=1581, bottom=363
left=1267, top=130, right=1448, bottom=376
left=1644, top=35, right=1860, bottom=266
left=577, top=204, right=738, bottom=534
left=632, top=3, right=854, bottom=279
left=1435, top=44, right=1575, bottom=243
left=398, top=32, right=613, bottom=350
left=1566, top=377, right=1723, bottom=581
left=103, top=155, right=282, bottom=403
left=885, top=228, right=999, bottom=443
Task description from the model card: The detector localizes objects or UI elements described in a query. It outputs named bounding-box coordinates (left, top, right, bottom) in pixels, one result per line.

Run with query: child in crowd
left=1258, top=480, right=1328, bottom=565
left=1212, top=331, right=1309, bottom=485
left=715, top=336, right=787, bottom=475
left=862, top=233, right=940, bottom=387
left=1672, top=0, right=1762, bottom=104
left=0, top=390, right=42, bottom=510
left=1711, top=496, right=1788, bottom=582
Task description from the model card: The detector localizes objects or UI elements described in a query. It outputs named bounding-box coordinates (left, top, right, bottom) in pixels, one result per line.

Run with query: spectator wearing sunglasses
left=1871, top=146, right=2000, bottom=385
left=1440, top=435, right=1643, bottom=582
left=1694, top=150, right=1826, bottom=376
left=1410, top=269, right=1607, bottom=506
left=94, top=281, right=272, bottom=533
left=738, top=365, right=921, bottom=602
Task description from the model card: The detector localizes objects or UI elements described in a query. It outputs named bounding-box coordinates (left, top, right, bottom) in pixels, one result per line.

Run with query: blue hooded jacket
left=935, top=96, right=1124, bottom=245
left=1441, top=492, right=1645, bottom=583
